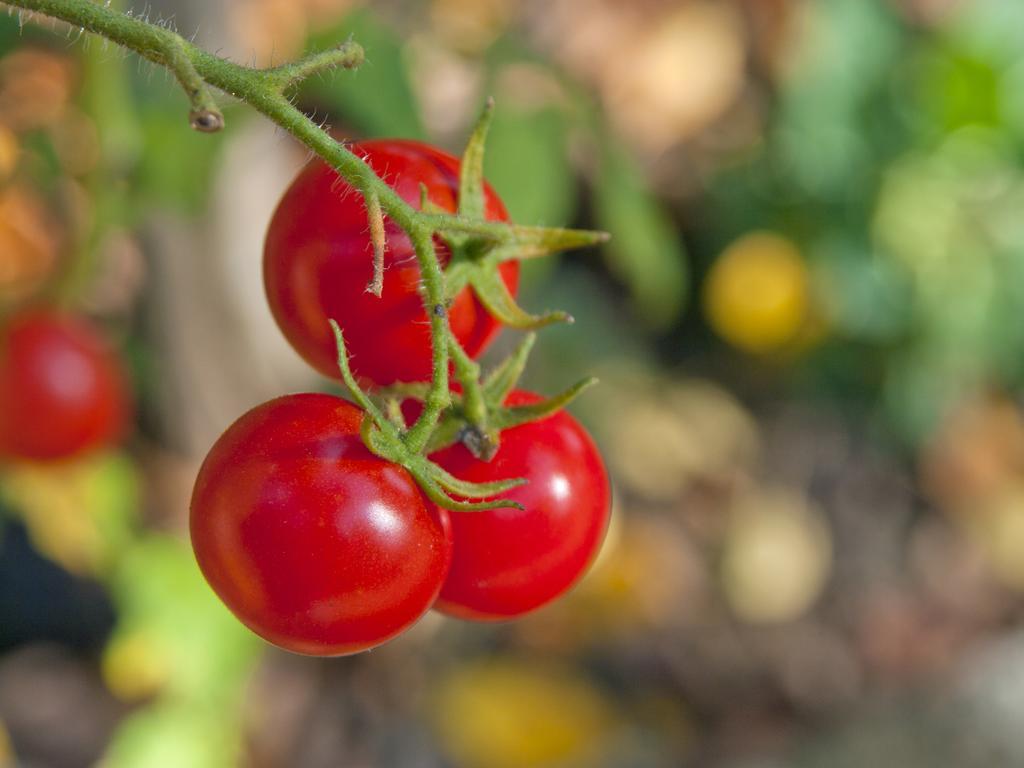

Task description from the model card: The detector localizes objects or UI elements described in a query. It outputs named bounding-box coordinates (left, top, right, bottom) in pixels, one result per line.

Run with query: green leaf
left=302, top=10, right=424, bottom=139
left=593, top=141, right=689, bottom=329
left=470, top=267, right=571, bottom=329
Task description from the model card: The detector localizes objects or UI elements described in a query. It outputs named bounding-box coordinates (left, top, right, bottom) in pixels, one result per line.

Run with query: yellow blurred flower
left=704, top=232, right=812, bottom=354
left=431, top=658, right=617, bottom=768
left=103, top=628, right=173, bottom=702
left=721, top=487, right=832, bottom=624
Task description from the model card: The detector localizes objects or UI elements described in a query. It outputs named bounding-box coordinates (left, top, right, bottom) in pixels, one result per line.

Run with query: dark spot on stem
left=190, top=109, right=224, bottom=132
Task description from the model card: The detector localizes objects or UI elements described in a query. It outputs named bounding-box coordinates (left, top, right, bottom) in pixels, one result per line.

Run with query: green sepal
left=407, top=465, right=525, bottom=513
left=431, top=463, right=526, bottom=498
left=423, top=413, right=467, bottom=456
left=418, top=182, right=448, bottom=215
left=440, top=224, right=606, bottom=314
left=444, top=261, right=474, bottom=299
left=437, top=225, right=608, bottom=271
left=470, top=268, right=572, bottom=329
left=422, top=376, right=598, bottom=457
left=331, top=321, right=525, bottom=513
left=482, top=333, right=536, bottom=407
left=330, top=320, right=392, bottom=430
left=490, top=377, right=599, bottom=431
left=418, top=343, right=598, bottom=461
left=436, top=98, right=607, bottom=329
left=458, top=97, right=495, bottom=221
left=494, top=225, right=609, bottom=261
left=364, top=417, right=525, bottom=512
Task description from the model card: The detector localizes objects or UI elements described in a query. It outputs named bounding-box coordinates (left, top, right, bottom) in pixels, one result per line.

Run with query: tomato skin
left=0, top=310, right=130, bottom=462
left=190, top=393, right=452, bottom=655
left=264, top=139, right=518, bottom=385
left=430, top=391, right=611, bottom=620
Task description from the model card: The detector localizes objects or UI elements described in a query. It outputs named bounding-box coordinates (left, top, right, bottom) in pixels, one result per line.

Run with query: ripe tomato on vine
left=264, top=140, right=519, bottom=385
left=190, top=393, right=452, bottom=656
left=430, top=391, right=611, bottom=621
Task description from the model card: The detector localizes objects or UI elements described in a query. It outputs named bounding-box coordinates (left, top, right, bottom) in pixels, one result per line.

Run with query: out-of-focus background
left=3, top=0, right=1024, bottom=765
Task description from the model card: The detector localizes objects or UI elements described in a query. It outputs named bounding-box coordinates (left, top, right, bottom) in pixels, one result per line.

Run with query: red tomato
left=429, top=391, right=611, bottom=620
left=0, top=309, right=130, bottom=461
left=190, top=393, right=452, bottom=655
left=264, top=139, right=518, bottom=385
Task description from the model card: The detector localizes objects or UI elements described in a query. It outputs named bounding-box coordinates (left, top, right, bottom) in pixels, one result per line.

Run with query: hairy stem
left=403, top=227, right=451, bottom=453
left=447, top=330, right=487, bottom=426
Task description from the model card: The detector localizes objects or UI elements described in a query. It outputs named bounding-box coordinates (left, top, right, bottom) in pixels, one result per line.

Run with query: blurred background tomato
left=5, top=0, right=1024, bottom=766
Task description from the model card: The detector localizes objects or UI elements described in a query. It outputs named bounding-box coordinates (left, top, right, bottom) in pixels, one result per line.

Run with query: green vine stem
left=8, top=0, right=606, bottom=509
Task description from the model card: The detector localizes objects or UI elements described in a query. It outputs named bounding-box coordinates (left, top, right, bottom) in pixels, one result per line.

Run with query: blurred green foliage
left=594, top=140, right=689, bottom=329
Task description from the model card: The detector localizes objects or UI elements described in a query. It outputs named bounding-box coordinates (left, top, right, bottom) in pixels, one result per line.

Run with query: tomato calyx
left=329, top=321, right=526, bottom=513
left=376, top=333, right=597, bottom=462
left=430, top=99, right=607, bottom=330
left=431, top=333, right=597, bottom=460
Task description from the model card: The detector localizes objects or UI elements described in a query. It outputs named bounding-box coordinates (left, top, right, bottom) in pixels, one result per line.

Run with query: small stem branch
left=163, top=38, right=223, bottom=132
left=263, top=40, right=364, bottom=91
left=403, top=227, right=451, bottom=453
left=447, top=330, right=487, bottom=425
